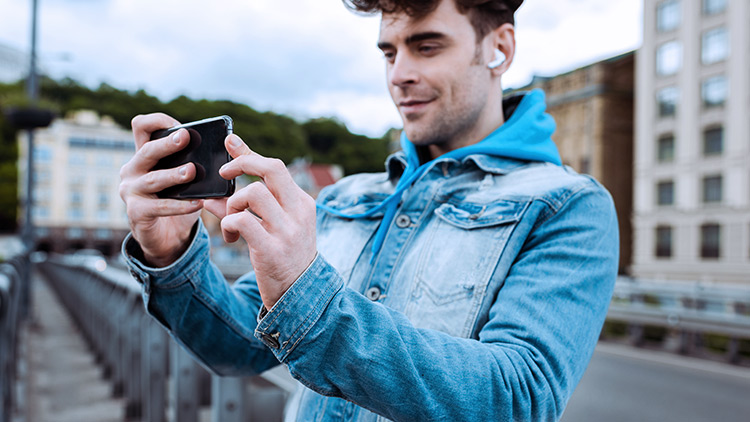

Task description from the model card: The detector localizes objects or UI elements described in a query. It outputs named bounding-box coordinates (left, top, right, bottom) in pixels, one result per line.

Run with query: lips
left=398, top=98, right=435, bottom=116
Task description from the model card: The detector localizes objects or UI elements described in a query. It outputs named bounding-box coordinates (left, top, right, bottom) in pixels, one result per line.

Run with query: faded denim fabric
left=123, top=151, right=619, bottom=422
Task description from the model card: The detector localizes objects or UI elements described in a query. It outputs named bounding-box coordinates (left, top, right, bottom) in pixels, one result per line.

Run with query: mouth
left=398, top=98, right=434, bottom=116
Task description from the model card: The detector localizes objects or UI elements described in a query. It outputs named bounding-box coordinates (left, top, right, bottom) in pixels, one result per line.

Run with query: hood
left=317, top=89, right=561, bottom=258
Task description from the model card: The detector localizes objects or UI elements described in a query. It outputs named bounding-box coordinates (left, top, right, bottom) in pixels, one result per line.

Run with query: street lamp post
left=22, top=0, right=40, bottom=253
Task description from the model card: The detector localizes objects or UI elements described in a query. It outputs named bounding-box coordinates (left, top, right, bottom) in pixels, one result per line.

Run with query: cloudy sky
left=0, top=0, right=642, bottom=137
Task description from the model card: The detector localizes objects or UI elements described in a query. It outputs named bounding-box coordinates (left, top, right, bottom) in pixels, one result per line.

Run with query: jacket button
left=395, top=214, right=411, bottom=228
left=365, top=287, right=381, bottom=301
left=261, top=332, right=281, bottom=349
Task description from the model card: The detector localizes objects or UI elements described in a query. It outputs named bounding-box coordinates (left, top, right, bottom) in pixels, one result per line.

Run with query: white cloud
left=0, top=0, right=641, bottom=137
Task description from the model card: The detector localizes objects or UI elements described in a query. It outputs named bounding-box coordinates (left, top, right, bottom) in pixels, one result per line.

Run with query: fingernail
left=179, top=165, right=187, bottom=176
left=229, top=136, right=241, bottom=147
left=191, top=200, right=200, bottom=205
left=173, top=131, right=182, bottom=144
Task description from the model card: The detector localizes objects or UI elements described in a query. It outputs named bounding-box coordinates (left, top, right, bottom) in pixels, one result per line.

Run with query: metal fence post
left=211, top=376, right=245, bottom=422
left=143, top=317, right=168, bottom=422
left=170, top=341, right=201, bottom=422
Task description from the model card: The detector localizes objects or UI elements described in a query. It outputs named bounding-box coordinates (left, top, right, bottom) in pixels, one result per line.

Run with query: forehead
left=377, top=0, right=475, bottom=45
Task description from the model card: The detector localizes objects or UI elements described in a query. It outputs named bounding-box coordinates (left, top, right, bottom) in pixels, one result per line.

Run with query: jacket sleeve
left=122, top=219, right=280, bottom=376
left=253, top=184, right=619, bottom=421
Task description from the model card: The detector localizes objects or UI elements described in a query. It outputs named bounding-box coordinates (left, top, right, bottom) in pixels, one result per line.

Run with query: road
left=562, top=343, right=750, bottom=421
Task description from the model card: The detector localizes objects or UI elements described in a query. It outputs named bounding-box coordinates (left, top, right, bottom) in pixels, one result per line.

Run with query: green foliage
left=0, top=77, right=394, bottom=233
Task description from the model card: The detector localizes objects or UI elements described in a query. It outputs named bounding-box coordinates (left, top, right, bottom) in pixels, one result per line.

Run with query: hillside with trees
left=0, top=77, right=393, bottom=232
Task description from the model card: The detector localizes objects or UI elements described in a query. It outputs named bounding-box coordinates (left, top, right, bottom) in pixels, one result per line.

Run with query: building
left=17, top=110, right=134, bottom=256
left=288, top=158, right=343, bottom=198
left=522, top=52, right=635, bottom=274
left=633, top=0, right=750, bottom=284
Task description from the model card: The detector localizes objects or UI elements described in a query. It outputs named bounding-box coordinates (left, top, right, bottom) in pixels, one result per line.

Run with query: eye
left=417, top=44, right=441, bottom=56
left=382, top=50, right=396, bottom=63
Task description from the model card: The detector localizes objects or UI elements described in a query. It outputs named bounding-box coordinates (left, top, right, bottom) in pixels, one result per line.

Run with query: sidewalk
left=21, top=272, right=124, bottom=422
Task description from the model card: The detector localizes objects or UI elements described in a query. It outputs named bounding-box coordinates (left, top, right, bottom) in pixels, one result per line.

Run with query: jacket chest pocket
left=405, top=199, right=527, bottom=338
left=316, top=194, right=386, bottom=283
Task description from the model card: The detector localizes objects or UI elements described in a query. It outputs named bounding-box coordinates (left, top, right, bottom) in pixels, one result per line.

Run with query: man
left=119, top=0, right=619, bottom=420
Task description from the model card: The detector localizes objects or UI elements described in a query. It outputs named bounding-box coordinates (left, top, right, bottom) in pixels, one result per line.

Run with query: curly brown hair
left=342, top=0, right=523, bottom=40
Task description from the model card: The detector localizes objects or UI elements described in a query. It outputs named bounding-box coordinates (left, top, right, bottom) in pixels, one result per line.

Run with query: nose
left=388, top=52, right=419, bottom=88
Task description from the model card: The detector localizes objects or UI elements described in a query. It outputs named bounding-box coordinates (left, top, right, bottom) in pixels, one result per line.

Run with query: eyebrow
left=377, top=31, right=447, bottom=50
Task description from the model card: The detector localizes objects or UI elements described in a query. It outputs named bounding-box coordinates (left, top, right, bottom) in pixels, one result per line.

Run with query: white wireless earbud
left=487, top=48, right=506, bottom=69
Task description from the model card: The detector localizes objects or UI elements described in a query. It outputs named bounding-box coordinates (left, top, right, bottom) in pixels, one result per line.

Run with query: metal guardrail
left=605, top=276, right=750, bottom=363
left=38, top=255, right=296, bottom=422
left=0, top=253, right=30, bottom=422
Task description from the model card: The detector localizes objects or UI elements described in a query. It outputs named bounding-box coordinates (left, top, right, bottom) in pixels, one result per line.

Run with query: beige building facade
left=633, top=0, right=750, bottom=284
left=523, top=52, right=635, bottom=274
left=18, top=110, right=133, bottom=255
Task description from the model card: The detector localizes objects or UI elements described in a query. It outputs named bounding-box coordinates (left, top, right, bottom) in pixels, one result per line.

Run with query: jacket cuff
left=253, top=253, right=343, bottom=362
left=120, top=219, right=209, bottom=293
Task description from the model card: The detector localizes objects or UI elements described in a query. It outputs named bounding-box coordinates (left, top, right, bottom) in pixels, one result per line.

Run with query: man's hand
left=208, top=134, right=317, bottom=310
left=119, top=113, right=204, bottom=267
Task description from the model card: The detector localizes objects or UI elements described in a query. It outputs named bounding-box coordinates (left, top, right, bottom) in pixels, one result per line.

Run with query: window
left=98, top=192, right=109, bottom=207
left=657, top=86, right=679, bottom=117
left=35, top=169, right=51, bottom=183
left=32, top=206, right=50, bottom=220
left=702, top=175, right=722, bottom=203
left=96, top=154, right=113, bottom=168
left=657, top=135, right=675, bottom=162
left=703, top=126, right=723, bottom=156
left=657, top=41, right=682, bottom=75
left=68, top=152, right=87, bottom=166
left=702, top=27, right=729, bottom=64
left=33, top=146, right=52, bottom=164
left=657, top=0, right=680, bottom=32
left=700, top=223, right=721, bottom=258
left=95, top=228, right=111, bottom=240
left=655, top=225, right=673, bottom=258
left=70, top=191, right=83, bottom=206
left=69, top=173, right=85, bottom=187
left=702, top=75, right=727, bottom=107
left=703, top=0, right=726, bottom=15
left=66, top=227, right=83, bottom=239
left=96, top=210, right=110, bottom=222
left=657, top=181, right=675, bottom=206
left=67, top=208, right=83, bottom=221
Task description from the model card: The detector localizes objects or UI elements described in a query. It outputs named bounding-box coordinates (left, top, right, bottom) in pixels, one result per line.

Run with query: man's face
left=377, top=0, right=496, bottom=152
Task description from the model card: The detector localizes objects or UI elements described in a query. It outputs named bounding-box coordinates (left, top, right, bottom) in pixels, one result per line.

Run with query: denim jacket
left=123, top=150, right=619, bottom=422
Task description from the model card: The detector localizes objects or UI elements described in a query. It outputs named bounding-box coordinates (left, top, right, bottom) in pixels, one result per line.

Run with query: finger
left=133, top=162, right=197, bottom=194
left=131, top=113, right=181, bottom=149
left=204, top=198, right=228, bottom=219
left=127, top=196, right=203, bottom=220
left=126, top=129, right=190, bottom=175
left=226, top=182, right=284, bottom=227
left=220, top=210, right=268, bottom=244
left=225, top=134, right=252, bottom=158
left=220, top=154, right=300, bottom=208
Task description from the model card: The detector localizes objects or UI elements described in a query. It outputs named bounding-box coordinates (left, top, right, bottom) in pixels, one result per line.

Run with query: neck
left=426, top=97, right=505, bottom=159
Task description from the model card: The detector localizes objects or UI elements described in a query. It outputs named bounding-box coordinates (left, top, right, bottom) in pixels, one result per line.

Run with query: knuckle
left=268, top=158, right=286, bottom=173
left=119, top=161, right=131, bottom=180
left=144, top=171, right=158, bottom=189
left=130, top=114, right=144, bottom=129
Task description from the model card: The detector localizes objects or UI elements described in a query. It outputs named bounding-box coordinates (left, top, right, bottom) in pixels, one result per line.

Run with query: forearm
left=123, top=219, right=279, bottom=376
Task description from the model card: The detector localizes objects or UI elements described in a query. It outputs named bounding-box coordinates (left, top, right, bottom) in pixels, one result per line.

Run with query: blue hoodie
left=317, top=89, right=561, bottom=257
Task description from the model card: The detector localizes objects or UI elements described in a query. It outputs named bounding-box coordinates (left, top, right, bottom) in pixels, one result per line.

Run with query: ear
left=486, top=23, right=515, bottom=75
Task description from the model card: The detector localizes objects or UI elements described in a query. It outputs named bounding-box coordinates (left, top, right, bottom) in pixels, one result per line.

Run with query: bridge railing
left=0, top=252, right=30, bottom=422
left=605, top=276, right=750, bottom=363
left=38, top=255, right=296, bottom=422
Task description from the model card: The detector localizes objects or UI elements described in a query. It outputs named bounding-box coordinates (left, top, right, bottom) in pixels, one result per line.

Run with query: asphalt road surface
left=561, top=343, right=750, bottom=421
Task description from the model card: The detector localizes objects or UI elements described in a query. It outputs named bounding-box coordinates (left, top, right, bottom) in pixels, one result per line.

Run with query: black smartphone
left=150, top=115, right=236, bottom=199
